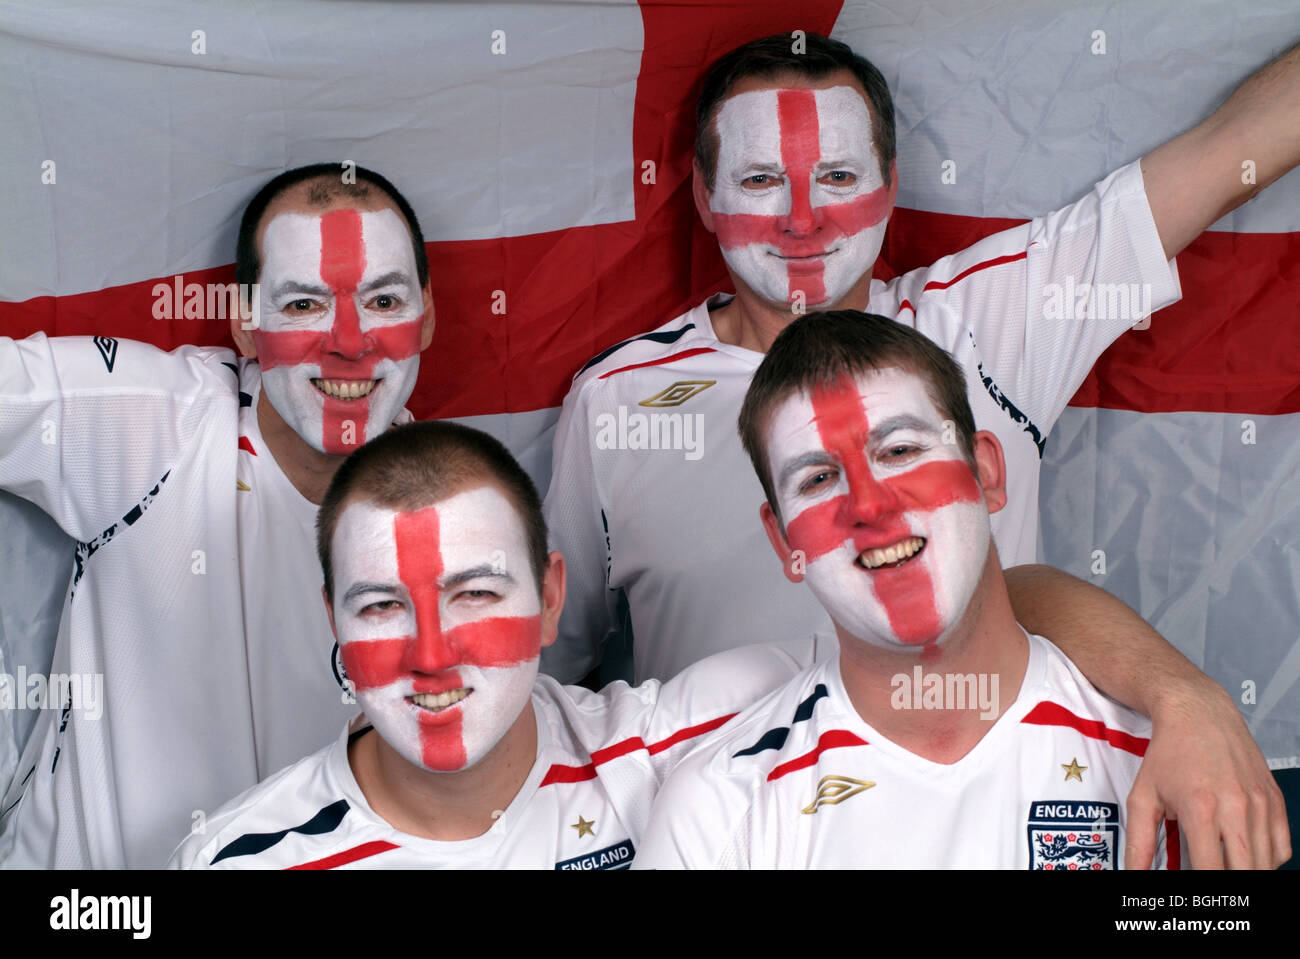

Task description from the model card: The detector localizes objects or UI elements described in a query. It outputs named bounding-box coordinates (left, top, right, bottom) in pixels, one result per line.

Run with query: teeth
left=312, top=379, right=376, bottom=399
left=858, top=537, right=925, bottom=570
left=411, top=688, right=471, bottom=711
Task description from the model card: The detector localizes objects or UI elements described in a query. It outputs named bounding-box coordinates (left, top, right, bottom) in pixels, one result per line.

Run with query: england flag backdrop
left=1, top=0, right=1297, bottom=784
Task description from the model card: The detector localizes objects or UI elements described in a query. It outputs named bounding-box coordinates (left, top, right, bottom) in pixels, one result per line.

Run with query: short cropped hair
left=316, top=422, right=549, bottom=602
left=235, top=163, right=429, bottom=290
left=738, top=311, right=978, bottom=520
left=695, top=33, right=896, bottom=191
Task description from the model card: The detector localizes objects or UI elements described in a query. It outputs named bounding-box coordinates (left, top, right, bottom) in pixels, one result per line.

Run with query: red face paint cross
left=707, top=85, right=896, bottom=310
left=763, top=369, right=990, bottom=650
left=330, top=487, right=543, bottom=773
left=253, top=207, right=426, bottom=455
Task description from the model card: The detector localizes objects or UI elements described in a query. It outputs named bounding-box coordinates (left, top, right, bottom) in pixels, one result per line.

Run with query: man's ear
left=322, top=585, right=338, bottom=638
left=418, top=280, right=436, bottom=352
left=692, top=160, right=717, bottom=234
left=760, top=501, right=804, bottom=584
left=971, top=430, right=1008, bottom=515
left=539, top=551, right=567, bottom=649
left=230, top=306, right=258, bottom=359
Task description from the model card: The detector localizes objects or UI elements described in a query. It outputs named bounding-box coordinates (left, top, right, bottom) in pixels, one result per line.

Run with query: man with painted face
left=544, top=32, right=1297, bottom=866
left=636, top=311, right=1185, bottom=869
left=168, top=421, right=809, bottom=869
left=0, top=164, right=435, bottom=869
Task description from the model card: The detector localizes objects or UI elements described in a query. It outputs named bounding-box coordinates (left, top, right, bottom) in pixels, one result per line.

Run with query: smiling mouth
left=857, top=536, right=926, bottom=570
left=312, top=378, right=377, bottom=400
left=410, top=688, right=471, bottom=712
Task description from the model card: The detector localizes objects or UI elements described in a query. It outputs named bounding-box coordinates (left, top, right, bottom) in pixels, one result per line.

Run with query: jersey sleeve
left=907, top=160, right=1182, bottom=432
left=633, top=746, right=739, bottom=869
left=539, top=376, right=623, bottom=683
left=0, top=334, right=233, bottom=541
left=636, top=642, right=809, bottom=781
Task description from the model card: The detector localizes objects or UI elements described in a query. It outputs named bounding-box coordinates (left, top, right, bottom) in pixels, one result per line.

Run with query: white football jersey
left=542, top=160, right=1180, bottom=684
left=0, top=336, right=382, bottom=868
left=168, top=642, right=819, bottom=869
left=636, top=633, right=1182, bottom=869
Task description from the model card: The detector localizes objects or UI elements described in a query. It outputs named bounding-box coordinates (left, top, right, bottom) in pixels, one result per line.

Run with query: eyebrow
left=440, top=565, right=517, bottom=589
left=270, top=280, right=331, bottom=300
left=359, top=271, right=414, bottom=294
left=342, top=581, right=398, bottom=604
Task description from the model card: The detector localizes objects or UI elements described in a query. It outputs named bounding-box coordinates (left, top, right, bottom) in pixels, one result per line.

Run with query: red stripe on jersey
left=285, top=839, right=399, bottom=870
left=1020, top=701, right=1149, bottom=757
left=767, top=729, right=869, bottom=782
left=538, top=712, right=738, bottom=787
left=1165, top=819, right=1180, bottom=870
left=597, top=347, right=717, bottom=380
left=895, top=250, right=1029, bottom=316
left=237, top=436, right=256, bottom=456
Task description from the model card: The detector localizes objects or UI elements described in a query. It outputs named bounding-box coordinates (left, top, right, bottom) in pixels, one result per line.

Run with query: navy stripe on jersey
left=70, top=470, right=171, bottom=600
left=968, top=332, right=1046, bottom=458
left=733, top=684, right=828, bottom=759
left=576, top=323, right=695, bottom=376
left=211, top=799, right=350, bottom=864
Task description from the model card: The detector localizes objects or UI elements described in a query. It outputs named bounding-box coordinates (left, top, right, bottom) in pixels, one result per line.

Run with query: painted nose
left=323, top=296, right=368, bottom=358
left=784, top=177, right=822, bottom=236
left=403, top=595, right=459, bottom=674
left=841, top=457, right=902, bottom=524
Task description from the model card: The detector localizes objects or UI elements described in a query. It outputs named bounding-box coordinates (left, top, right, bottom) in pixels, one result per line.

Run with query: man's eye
left=820, top=170, right=857, bottom=186
left=743, top=173, right=782, bottom=188
left=287, top=299, right=317, bottom=313
left=798, top=469, right=836, bottom=494
left=885, top=445, right=919, bottom=460
left=369, top=294, right=399, bottom=310
left=361, top=599, right=402, bottom=614
left=456, top=589, right=498, bottom=602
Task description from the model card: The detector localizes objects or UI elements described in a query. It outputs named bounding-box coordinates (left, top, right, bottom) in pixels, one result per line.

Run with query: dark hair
left=695, top=32, right=896, bottom=191
left=235, top=163, right=429, bottom=290
left=316, top=421, right=549, bottom=602
left=738, top=310, right=977, bottom=520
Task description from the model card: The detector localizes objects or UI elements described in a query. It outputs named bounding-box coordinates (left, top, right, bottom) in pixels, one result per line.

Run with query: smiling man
left=168, top=421, right=808, bottom=869
left=636, top=311, right=1187, bottom=869
left=545, top=32, right=1297, bottom=866
left=0, top=164, right=435, bottom=868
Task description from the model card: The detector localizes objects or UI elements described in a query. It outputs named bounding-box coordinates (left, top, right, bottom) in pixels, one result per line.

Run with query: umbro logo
left=801, top=774, right=875, bottom=815
left=93, top=336, right=118, bottom=373
left=638, top=380, right=715, bottom=408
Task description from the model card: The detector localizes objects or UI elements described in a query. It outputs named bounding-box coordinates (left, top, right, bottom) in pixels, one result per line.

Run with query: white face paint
left=329, top=486, right=542, bottom=773
left=709, top=85, right=894, bottom=310
left=254, top=207, right=425, bottom=455
left=765, top=368, right=989, bottom=650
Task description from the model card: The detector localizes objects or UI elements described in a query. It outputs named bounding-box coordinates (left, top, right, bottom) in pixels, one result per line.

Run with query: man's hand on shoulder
left=1126, top=675, right=1290, bottom=870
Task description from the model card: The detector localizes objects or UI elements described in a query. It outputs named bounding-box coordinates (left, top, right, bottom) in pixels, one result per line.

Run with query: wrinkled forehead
left=259, top=207, right=417, bottom=286
left=764, top=367, right=943, bottom=463
left=714, top=85, right=877, bottom=164
left=331, top=485, right=532, bottom=588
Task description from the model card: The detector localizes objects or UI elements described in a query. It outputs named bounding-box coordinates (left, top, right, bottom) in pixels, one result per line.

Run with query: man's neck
left=708, top=276, right=874, bottom=353
left=254, top=387, right=347, bottom=505
left=349, top=703, right=540, bottom=842
left=836, top=553, right=1029, bottom=764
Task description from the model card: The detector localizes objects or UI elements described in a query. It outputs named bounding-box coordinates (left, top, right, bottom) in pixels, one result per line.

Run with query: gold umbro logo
left=638, top=380, right=716, bottom=408
left=801, top=775, right=875, bottom=815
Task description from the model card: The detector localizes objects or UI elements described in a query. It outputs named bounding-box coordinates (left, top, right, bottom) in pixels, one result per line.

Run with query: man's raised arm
left=1142, top=41, right=1300, bottom=260
left=1005, top=563, right=1290, bottom=870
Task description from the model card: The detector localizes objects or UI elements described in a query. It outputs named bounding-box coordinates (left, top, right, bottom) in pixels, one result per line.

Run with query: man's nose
left=784, top=177, right=821, bottom=236
left=403, top=599, right=459, bottom=674
left=842, top=458, right=902, bottom=524
left=323, top=294, right=368, bottom=358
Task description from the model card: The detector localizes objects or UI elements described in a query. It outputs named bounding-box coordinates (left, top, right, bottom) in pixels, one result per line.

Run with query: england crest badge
left=1027, top=801, right=1119, bottom=870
